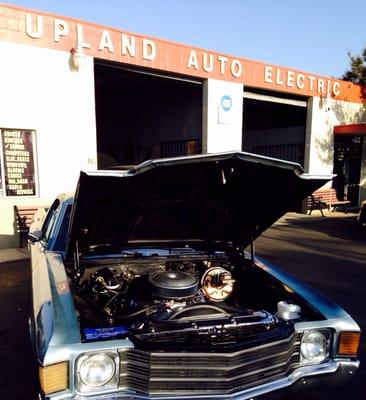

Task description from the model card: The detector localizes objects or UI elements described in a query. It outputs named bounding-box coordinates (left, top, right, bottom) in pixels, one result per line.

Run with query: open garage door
left=94, top=61, right=203, bottom=168
left=242, top=90, right=307, bottom=167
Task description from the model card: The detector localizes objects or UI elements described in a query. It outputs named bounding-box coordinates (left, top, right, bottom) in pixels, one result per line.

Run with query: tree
left=342, top=47, right=366, bottom=101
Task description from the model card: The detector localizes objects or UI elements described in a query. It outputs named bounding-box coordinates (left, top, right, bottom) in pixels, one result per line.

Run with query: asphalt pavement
left=0, top=257, right=37, bottom=399
left=256, top=212, right=366, bottom=399
left=0, top=211, right=364, bottom=399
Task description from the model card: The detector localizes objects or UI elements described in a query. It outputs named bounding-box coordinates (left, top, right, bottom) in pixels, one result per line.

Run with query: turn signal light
left=39, top=362, right=68, bottom=395
left=337, top=332, right=361, bottom=356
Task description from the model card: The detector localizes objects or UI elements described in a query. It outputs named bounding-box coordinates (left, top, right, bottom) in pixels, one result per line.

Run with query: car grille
left=118, top=332, right=301, bottom=395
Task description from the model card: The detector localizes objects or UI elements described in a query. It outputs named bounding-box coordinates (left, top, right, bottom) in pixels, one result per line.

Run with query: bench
left=14, top=205, right=40, bottom=248
left=307, top=188, right=350, bottom=216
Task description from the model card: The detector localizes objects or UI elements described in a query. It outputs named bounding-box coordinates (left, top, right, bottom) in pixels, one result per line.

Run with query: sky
left=4, top=0, right=366, bottom=79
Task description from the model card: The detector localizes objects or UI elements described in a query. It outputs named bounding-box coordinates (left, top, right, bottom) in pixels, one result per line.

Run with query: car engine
left=73, top=254, right=293, bottom=348
left=77, top=258, right=238, bottom=325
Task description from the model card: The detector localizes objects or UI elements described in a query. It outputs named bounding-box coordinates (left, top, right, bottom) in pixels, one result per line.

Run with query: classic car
left=28, top=152, right=361, bottom=400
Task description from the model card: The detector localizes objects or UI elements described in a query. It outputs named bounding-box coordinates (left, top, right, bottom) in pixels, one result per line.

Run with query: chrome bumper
left=47, top=359, right=359, bottom=400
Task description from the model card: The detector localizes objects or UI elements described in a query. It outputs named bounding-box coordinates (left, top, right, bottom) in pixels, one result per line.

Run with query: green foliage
left=342, top=47, right=366, bottom=101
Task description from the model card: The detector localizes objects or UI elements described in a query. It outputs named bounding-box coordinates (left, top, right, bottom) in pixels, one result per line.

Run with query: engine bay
left=69, top=249, right=314, bottom=347
left=76, top=255, right=241, bottom=324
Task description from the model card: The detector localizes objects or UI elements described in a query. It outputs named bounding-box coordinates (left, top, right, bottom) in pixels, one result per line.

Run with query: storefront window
left=0, top=128, right=37, bottom=196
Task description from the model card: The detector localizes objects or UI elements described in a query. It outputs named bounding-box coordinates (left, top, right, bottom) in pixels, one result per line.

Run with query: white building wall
left=202, top=79, right=243, bottom=153
left=0, top=42, right=97, bottom=248
left=307, top=96, right=366, bottom=177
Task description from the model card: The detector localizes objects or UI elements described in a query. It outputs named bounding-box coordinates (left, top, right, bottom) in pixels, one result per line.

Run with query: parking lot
left=0, top=212, right=364, bottom=399
left=256, top=212, right=365, bottom=399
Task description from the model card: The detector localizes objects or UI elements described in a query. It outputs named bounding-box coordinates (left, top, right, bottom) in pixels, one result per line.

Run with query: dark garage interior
left=94, top=61, right=203, bottom=168
left=242, top=92, right=308, bottom=166
left=333, top=135, right=364, bottom=207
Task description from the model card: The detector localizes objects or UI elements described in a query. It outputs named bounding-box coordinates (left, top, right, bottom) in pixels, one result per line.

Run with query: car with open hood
left=28, top=152, right=360, bottom=399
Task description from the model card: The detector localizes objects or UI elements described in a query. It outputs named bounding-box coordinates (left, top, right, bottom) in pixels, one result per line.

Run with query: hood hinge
left=250, top=239, right=255, bottom=264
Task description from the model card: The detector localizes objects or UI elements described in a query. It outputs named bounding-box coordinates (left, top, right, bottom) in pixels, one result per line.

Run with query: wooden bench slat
left=14, top=205, right=41, bottom=248
left=308, top=188, right=350, bottom=216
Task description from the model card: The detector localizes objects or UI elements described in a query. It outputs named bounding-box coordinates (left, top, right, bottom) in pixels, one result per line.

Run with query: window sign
left=0, top=129, right=37, bottom=196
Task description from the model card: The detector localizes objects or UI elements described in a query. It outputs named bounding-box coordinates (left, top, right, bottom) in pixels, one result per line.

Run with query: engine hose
left=118, top=304, right=163, bottom=320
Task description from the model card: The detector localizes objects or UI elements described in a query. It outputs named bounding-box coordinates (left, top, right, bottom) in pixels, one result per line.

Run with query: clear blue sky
left=5, top=0, right=366, bottom=78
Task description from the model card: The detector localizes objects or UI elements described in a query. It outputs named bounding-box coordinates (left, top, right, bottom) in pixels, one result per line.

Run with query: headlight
left=76, top=352, right=118, bottom=393
left=300, top=330, right=329, bottom=364
left=79, top=353, right=115, bottom=386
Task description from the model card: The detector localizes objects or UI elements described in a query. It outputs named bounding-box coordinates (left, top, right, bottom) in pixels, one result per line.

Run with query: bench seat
left=14, top=205, right=40, bottom=248
left=308, top=188, right=350, bottom=216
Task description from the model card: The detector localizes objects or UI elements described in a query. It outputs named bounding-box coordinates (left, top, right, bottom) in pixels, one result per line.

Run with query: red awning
left=334, top=124, right=366, bottom=135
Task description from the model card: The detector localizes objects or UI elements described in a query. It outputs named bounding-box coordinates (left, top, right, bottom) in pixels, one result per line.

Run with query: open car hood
left=66, top=152, right=331, bottom=258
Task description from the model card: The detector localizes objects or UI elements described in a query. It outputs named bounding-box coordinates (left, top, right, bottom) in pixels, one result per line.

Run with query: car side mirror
left=28, top=230, right=43, bottom=243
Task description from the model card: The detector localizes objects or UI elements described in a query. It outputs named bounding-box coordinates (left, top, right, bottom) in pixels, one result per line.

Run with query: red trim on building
left=0, top=4, right=363, bottom=103
left=334, top=124, right=366, bottom=135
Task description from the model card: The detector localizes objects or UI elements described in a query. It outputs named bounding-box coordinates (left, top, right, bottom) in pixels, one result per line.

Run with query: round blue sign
left=221, top=95, right=232, bottom=112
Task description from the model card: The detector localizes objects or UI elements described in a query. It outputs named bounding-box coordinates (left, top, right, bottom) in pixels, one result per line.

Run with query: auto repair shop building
left=0, top=4, right=365, bottom=248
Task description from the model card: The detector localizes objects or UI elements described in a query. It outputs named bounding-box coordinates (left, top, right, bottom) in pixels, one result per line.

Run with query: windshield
left=54, top=204, right=72, bottom=251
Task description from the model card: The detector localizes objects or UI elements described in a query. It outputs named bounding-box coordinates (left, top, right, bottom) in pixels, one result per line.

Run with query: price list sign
left=1, top=129, right=36, bottom=196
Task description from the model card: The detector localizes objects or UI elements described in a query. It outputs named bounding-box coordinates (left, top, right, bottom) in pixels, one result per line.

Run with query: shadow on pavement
left=0, top=259, right=37, bottom=399
left=280, top=214, right=366, bottom=243
left=257, top=215, right=365, bottom=399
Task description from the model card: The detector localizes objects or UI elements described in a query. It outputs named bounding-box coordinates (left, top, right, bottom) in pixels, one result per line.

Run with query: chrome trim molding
left=46, top=359, right=358, bottom=400
left=117, top=333, right=301, bottom=395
